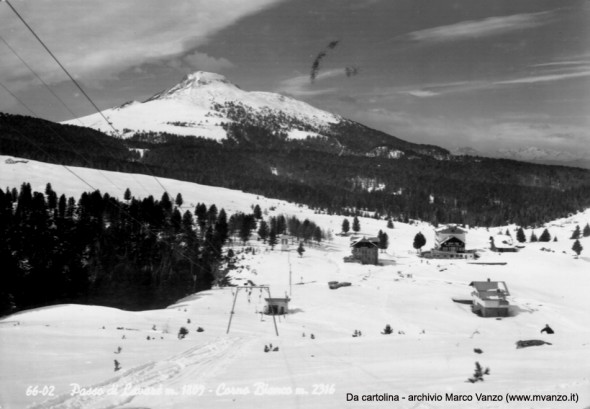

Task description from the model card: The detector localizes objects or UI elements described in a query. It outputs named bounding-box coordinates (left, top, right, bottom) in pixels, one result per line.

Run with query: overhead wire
left=1, top=80, right=209, bottom=269
left=3, top=0, right=118, bottom=136
left=2, top=0, right=170, bottom=197
left=0, top=81, right=130, bottom=194
left=0, top=90, right=98, bottom=192
left=0, top=34, right=154, bottom=197
left=0, top=34, right=85, bottom=127
left=0, top=91, right=224, bottom=267
left=0, top=112, right=204, bottom=271
left=1, top=0, right=226, bottom=262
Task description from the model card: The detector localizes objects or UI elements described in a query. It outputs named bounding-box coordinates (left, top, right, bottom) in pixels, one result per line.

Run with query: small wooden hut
left=264, top=297, right=290, bottom=315
left=350, top=236, right=379, bottom=265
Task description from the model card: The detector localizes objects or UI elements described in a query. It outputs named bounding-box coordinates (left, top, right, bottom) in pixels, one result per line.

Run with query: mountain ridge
left=64, top=71, right=448, bottom=158
left=453, top=145, right=590, bottom=170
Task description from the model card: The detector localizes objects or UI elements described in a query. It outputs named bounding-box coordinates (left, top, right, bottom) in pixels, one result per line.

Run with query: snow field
left=1, top=155, right=589, bottom=408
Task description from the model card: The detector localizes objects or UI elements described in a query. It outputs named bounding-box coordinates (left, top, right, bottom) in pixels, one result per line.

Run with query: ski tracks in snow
left=27, top=336, right=247, bottom=409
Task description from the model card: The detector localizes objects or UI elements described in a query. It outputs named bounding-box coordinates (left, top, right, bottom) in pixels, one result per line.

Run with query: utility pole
left=288, top=250, right=292, bottom=297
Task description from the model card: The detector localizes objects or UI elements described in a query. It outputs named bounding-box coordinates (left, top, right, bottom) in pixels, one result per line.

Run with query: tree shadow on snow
left=169, top=292, right=214, bottom=308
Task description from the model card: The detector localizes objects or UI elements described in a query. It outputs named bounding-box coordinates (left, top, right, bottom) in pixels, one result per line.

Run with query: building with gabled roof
left=489, top=235, right=518, bottom=252
left=435, top=224, right=467, bottom=252
left=422, top=224, right=477, bottom=259
left=469, top=279, right=510, bottom=317
left=348, top=236, right=379, bottom=265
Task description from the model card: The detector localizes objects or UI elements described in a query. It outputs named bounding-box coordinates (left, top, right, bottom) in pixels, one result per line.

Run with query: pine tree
left=313, top=226, right=322, bottom=244
left=257, top=220, right=269, bottom=242
left=342, top=218, right=350, bottom=234
left=45, top=183, right=57, bottom=210
left=505, top=229, right=511, bottom=237
left=352, top=216, right=360, bottom=233
left=239, top=214, right=255, bottom=244
left=181, top=210, right=197, bottom=243
left=207, top=204, right=218, bottom=225
left=16, top=182, right=32, bottom=217
left=387, top=218, right=394, bottom=229
left=516, top=227, right=526, bottom=243
left=276, top=215, right=287, bottom=234
left=539, top=228, right=551, bottom=242
left=214, top=209, right=229, bottom=245
left=66, top=197, right=76, bottom=219
left=583, top=223, right=590, bottom=237
left=195, top=203, right=208, bottom=232
left=175, top=193, right=183, bottom=208
left=58, top=194, right=67, bottom=219
left=124, top=188, right=131, bottom=202
left=268, top=227, right=278, bottom=249
left=287, top=216, right=301, bottom=238
left=413, top=232, right=426, bottom=252
left=571, top=225, right=581, bottom=240
left=171, top=208, right=182, bottom=233
left=160, top=192, right=172, bottom=213
left=530, top=231, right=538, bottom=242
left=378, top=230, right=389, bottom=252
left=181, top=209, right=194, bottom=229
left=253, top=204, right=262, bottom=220
left=297, top=242, right=305, bottom=257
left=572, top=239, right=583, bottom=256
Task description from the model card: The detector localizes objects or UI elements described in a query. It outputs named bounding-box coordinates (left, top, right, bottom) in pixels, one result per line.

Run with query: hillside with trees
left=0, top=181, right=327, bottom=316
left=3, top=113, right=590, bottom=228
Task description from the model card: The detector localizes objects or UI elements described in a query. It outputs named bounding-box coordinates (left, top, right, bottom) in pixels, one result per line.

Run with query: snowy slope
left=1, top=155, right=590, bottom=409
left=63, top=72, right=341, bottom=141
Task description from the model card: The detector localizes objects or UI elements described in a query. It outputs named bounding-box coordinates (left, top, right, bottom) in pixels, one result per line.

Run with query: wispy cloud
left=0, top=0, right=285, bottom=90
left=532, top=60, right=590, bottom=68
left=403, top=90, right=439, bottom=98
left=496, top=70, right=590, bottom=85
left=390, top=61, right=590, bottom=99
left=406, top=11, right=552, bottom=43
left=181, top=51, right=234, bottom=72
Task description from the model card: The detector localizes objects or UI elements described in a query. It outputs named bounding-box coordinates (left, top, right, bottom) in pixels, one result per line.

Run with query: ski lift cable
left=0, top=34, right=85, bottom=127
left=3, top=0, right=117, bottom=136
left=1, top=1, right=226, bottom=262
left=0, top=81, right=132, bottom=195
left=0, top=109, right=203, bottom=271
left=2, top=0, right=170, bottom=197
left=0, top=103, right=98, bottom=192
left=0, top=33, right=154, bottom=198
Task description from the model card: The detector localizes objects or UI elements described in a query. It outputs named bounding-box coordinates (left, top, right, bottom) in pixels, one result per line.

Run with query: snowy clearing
left=1, top=155, right=589, bottom=409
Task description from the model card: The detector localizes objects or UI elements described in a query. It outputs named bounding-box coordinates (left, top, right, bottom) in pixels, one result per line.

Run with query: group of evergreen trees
left=513, top=224, right=586, bottom=255
left=569, top=223, right=588, bottom=256
left=256, top=214, right=325, bottom=248
left=341, top=216, right=361, bottom=234
left=0, top=182, right=331, bottom=316
left=514, top=227, right=555, bottom=243
left=0, top=183, right=235, bottom=315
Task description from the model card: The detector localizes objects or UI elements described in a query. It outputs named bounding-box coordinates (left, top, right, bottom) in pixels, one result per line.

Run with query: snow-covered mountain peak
left=65, top=71, right=342, bottom=140
left=184, top=71, right=234, bottom=86
left=146, top=71, right=240, bottom=102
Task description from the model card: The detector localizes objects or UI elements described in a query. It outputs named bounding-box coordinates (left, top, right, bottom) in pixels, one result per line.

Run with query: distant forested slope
left=3, top=113, right=590, bottom=227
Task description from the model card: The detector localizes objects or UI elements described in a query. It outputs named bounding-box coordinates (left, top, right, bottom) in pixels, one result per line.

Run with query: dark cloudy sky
left=0, top=0, right=589, bottom=156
